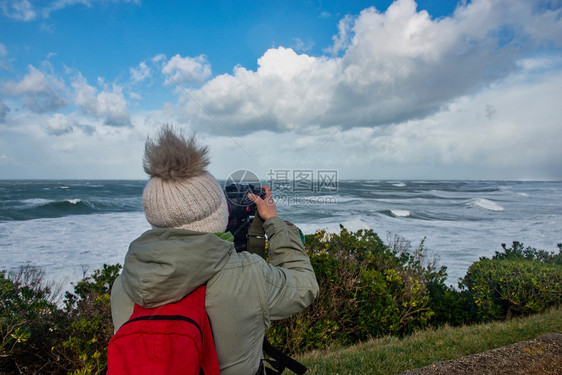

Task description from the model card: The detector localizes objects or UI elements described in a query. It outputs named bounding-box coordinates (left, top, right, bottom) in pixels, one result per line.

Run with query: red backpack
left=107, top=286, right=220, bottom=375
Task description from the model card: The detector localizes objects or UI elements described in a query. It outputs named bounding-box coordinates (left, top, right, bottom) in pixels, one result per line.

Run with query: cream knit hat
left=142, top=125, right=228, bottom=233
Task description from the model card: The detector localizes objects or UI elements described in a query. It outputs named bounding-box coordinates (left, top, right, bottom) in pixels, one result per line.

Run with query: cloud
left=2, top=0, right=560, bottom=180
left=2, top=64, right=67, bottom=113
left=325, top=14, right=354, bottom=56
left=0, top=0, right=140, bottom=21
left=42, top=112, right=96, bottom=136
left=0, top=99, right=8, bottom=122
left=0, top=43, right=7, bottom=69
left=1, top=0, right=36, bottom=21
left=173, top=0, right=562, bottom=137
left=174, top=47, right=338, bottom=135
left=305, top=62, right=562, bottom=179
left=158, top=54, right=212, bottom=85
left=46, top=113, right=75, bottom=135
left=291, top=37, right=315, bottom=53
left=129, top=61, right=151, bottom=83
left=40, top=22, right=56, bottom=33
left=204, top=59, right=562, bottom=180
left=0, top=114, right=145, bottom=178
left=0, top=153, right=11, bottom=164
left=71, top=74, right=131, bottom=127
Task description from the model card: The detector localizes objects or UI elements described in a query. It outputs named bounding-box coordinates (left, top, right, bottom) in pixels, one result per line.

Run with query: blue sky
left=1, top=0, right=561, bottom=180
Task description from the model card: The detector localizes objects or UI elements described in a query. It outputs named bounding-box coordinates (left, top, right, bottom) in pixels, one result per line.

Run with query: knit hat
left=142, top=125, right=229, bottom=233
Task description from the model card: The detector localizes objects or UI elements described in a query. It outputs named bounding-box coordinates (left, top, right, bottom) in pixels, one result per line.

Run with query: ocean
left=1, top=180, right=561, bottom=294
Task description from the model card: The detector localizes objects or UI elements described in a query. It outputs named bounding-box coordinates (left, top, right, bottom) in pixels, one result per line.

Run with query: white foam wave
left=392, top=183, right=406, bottom=188
left=21, top=198, right=53, bottom=208
left=470, top=198, right=504, bottom=211
left=0, top=212, right=150, bottom=296
left=297, top=218, right=372, bottom=234
left=66, top=199, right=82, bottom=205
left=391, top=209, right=411, bottom=217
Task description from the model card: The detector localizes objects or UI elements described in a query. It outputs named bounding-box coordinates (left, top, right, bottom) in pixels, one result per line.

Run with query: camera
left=224, top=183, right=266, bottom=252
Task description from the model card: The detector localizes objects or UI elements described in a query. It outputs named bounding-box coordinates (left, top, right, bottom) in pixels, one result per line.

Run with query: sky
left=0, top=0, right=561, bottom=181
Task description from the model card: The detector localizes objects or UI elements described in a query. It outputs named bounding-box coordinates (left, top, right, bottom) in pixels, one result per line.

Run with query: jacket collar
left=120, top=228, right=234, bottom=308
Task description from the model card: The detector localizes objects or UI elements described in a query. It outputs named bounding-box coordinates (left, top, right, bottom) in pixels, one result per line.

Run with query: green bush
left=493, top=241, right=562, bottom=265
left=460, top=242, right=562, bottom=321
left=58, top=264, right=121, bottom=375
left=0, top=267, right=69, bottom=374
left=2, top=236, right=560, bottom=372
left=425, top=280, right=477, bottom=327
left=267, top=226, right=445, bottom=354
left=0, top=264, right=120, bottom=375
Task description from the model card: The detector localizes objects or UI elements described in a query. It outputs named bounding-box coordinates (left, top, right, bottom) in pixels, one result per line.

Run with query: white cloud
left=175, top=47, right=338, bottom=135
left=0, top=116, right=146, bottom=178
left=129, top=61, right=151, bottom=83
left=2, top=58, right=560, bottom=179
left=194, top=52, right=562, bottom=181
left=325, top=14, right=354, bottom=56
left=1, top=0, right=561, bottom=180
left=0, top=153, right=11, bottom=164
left=160, top=54, right=212, bottom=85
left=306, top=64, right=562, bottom=179
left=1, top=64, right=67, bottom=113
left=40, top=22, right=56, bottom=33
left=291, top=37, right=314, bottom=53
left=71, top=74, right=131, bottom=127
left=0, top=43, right=7, bottom=69
left=0, top=99, right=8, bottom=122
left=173, top=0, right=562, bottom=137
left=0, top=0, right=140, bottom=21
left=1, top=0, right=36, bottom=21
left=46, top=113, right=75, bottom=135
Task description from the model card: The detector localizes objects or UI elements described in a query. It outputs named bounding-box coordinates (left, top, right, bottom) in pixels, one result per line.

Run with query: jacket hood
left=120, top=228, right=233, bottom=308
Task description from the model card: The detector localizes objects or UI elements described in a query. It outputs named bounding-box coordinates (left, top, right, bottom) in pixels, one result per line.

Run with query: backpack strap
left=247, top=213, right=266, bottom=259
left=122, top=314, right=203, bottom=338
left=261, top=338, right=307, bottom=375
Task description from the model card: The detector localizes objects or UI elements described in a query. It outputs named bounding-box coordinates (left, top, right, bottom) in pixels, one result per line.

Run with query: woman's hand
left=248, top=186, right=278, bottom=220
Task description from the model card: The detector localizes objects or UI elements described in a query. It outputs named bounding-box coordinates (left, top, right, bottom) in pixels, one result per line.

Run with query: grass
left=297, top=305, right=562, bottom=375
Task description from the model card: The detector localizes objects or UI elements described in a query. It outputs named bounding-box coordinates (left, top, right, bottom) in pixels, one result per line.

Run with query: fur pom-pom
left=143, top=125, right=209, bottom=180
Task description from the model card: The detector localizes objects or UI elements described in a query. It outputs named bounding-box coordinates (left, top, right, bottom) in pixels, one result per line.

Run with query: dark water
left=1, top=179, right=561, bottom=289
left=0, top=180, right=145, bottom=221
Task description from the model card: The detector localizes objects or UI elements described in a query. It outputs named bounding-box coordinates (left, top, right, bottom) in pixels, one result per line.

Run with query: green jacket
left=110, top=216, right=319, bottom=375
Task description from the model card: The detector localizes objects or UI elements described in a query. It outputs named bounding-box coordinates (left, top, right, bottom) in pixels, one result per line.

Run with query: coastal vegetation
left=1, top=227, right=560, bottom=374
left=298, top=305, right=562, bottom=374
left=267, top=229, right=561, bottom=354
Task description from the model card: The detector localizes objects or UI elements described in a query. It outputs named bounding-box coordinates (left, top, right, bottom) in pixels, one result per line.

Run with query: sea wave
left=379, top=209, right=412, bottom=218
left=468, top=198, right=504, bottom=211
left=2, top=179, right=562, bottom=294
left=2, top=198, right=127, bottom=221
left=20, top=198, right=54, bottom=208
left=391, top=209, right=411, bottom=217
